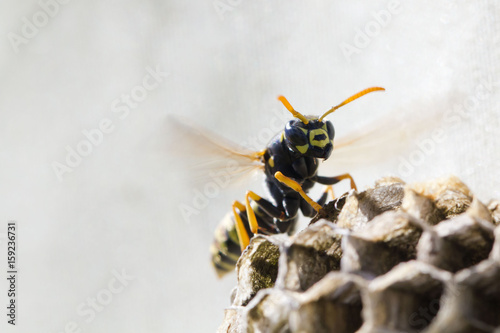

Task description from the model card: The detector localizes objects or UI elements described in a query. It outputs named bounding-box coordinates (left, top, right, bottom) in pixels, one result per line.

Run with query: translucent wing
left=166, top=115, right=265, bottom=189
left=326, top=96, right=449, bottom=173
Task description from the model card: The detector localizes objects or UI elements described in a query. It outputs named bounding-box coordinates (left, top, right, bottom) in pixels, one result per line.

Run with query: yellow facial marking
left=296, top=144, right=309, bottom=154
left=269, top=156, right=275, bottom=168
left=309, top=129, right=329, bottom=148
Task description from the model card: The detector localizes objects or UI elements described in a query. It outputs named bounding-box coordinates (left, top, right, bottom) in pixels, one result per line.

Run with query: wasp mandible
left=211, top=87, right=385, bottom=277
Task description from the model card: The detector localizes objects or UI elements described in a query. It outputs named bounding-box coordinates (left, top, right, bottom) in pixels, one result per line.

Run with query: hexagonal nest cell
left=217, top=176, right=500, bottom=333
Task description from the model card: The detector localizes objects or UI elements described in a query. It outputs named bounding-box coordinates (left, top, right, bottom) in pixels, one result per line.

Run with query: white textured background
left=0, top=1, right=499, bottom=332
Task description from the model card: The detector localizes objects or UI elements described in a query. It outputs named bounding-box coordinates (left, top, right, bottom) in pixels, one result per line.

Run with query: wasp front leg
left=301, top=185, right=334, bottom=217
left=275, top=171, right=350, bottom=215
left=315, top=185, right=334, bottom=206
left=315, top=173, right=357, bottom=191
left=274, top=172, right=322, bottom=212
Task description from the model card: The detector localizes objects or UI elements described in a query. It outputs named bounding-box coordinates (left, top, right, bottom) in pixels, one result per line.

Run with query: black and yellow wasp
left=208, top=87, right=386, bottom=277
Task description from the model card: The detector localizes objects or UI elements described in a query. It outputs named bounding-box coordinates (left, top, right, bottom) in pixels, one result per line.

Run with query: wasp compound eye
left=284, top=121, right=308, bottom=146
left=325, top=121, right=335, bottom=140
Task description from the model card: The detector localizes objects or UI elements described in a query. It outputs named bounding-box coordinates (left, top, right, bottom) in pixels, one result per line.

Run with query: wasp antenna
left=278, top=95, right=309, bottom=124
left=319, top=87, right=385, bottom=122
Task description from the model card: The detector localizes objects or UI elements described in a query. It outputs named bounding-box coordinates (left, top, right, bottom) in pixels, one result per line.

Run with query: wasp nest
left=217, top=176, right=500, bottom=333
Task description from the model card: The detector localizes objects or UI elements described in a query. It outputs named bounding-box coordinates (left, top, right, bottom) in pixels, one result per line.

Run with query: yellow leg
left=232, top=201, right=250, bottom=251
left=274, top=172, right=322, bottom=212
left=334, top=173, right=357, bottom=191
left=326, top=185, right=334, bottom=199
left=245, top=191, right=261, bottom=234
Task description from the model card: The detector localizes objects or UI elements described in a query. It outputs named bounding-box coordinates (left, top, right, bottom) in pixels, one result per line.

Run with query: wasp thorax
left=284, top=118, right=335, bottom=160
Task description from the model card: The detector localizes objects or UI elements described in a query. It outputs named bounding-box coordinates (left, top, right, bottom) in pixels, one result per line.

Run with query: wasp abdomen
left=211, top=206, right=279, bottom=277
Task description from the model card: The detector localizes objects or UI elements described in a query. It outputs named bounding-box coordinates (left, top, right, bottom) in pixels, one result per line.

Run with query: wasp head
left=284, top=118, right=334, bottom=160
left=278, top=87, right=385, bottom=160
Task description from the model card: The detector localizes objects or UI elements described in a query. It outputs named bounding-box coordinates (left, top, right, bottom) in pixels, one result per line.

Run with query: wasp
left=210, top=87, right=385, bottom=277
